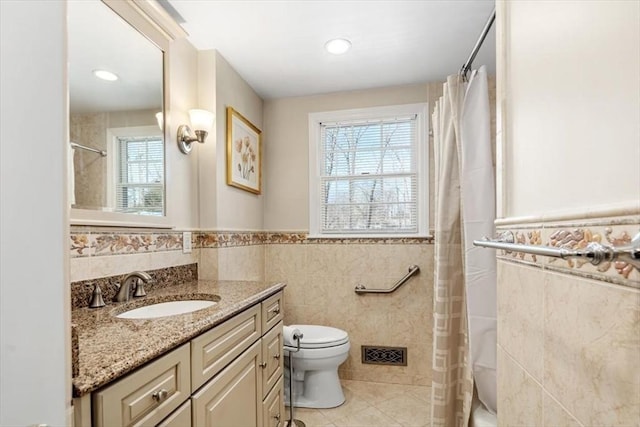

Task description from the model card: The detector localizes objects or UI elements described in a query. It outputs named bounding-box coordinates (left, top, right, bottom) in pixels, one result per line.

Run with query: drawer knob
left=152, top=389, right=169, bottom=402
left=273, top=353, right=280, bottom=360
left=259, top=361, right=268, bottom=368
left=273, top=413, right=281, bottom=421
left=269, top=305, right=280, bottom=315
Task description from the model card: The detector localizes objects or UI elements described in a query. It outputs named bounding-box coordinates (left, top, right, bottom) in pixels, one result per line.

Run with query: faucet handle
left=89, top=283, right=106, bottom=308
left=133, top=278, right=147, bottom=298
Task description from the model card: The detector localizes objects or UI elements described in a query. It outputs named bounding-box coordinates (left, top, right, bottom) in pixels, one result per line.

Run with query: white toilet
left=283, top=324, right=350, bottom=409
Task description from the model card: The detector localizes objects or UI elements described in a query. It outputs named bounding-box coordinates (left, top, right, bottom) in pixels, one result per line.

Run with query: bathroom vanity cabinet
left=76, top=291, right=284, bottom=427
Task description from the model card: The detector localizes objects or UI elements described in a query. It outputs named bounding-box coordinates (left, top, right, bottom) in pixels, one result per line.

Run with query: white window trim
left=308, top=103, right=429, bottom=238
left=106, top=125, right=164, bottom=215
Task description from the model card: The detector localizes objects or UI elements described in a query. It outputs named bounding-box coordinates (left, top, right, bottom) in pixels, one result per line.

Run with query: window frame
left=308, top=103, right=429, bottom=238
left=107, top=125, right=165, bottom=216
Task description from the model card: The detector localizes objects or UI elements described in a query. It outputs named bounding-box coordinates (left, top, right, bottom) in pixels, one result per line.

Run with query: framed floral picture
left=226, top=106, right=262, bottom=194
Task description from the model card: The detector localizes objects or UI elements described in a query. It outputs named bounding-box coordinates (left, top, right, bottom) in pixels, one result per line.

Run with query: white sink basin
left=116, top=300, right=217, bottom=319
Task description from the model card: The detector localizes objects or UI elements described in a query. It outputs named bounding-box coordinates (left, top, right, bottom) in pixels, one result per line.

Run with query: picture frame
left=226, top=106, right=262, bottom=194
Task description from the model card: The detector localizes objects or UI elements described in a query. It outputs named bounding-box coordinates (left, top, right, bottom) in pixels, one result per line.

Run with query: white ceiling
left=166, top=0, right=496, bottom=100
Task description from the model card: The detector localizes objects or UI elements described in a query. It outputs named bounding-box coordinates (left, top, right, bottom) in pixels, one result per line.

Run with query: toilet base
left=284, top=367, right=346, bottom=409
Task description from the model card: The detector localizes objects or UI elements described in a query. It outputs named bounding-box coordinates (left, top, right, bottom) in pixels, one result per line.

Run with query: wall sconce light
left=177, top=109, right=215, bottom=154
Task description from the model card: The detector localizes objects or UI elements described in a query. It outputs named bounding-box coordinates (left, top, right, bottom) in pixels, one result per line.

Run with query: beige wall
left=198, top=50, right=265, bottom=231
left=195, top=50, right=265, bottom=281
left=215, top=52, right=264, bottom=231
left=166, top=38, right=200, bottom=229
left=498, top=0, right=640, bottom=219
left=496, top=1, right=640, bottom=426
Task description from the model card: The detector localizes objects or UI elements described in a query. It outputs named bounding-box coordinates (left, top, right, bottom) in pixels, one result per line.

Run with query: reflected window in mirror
left=111, top=126, right=164, bottom=215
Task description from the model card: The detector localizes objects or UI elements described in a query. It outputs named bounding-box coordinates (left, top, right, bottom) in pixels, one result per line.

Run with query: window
left=309, top=103, right=428, bottom=237
left=115, top=134, right=164, bottom=216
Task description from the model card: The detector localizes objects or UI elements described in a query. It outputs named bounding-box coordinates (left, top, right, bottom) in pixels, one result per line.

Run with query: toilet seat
left=288, top=324, right=349, bottom=349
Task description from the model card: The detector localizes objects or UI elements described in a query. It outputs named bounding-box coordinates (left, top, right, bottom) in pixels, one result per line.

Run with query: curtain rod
left=70, top=142, right=107, bottom=157
left=460, top=9, right=496, bottom=78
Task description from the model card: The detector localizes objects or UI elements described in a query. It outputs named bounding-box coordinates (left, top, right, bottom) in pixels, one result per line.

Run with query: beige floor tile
left=318, top=393, right=371, bottom=423
left=375, top=394, right=430, bottom=426
left=402, top=384, right=432, bottom=403
left=341, top=379, right=407, bottom=405
left=288, top=380, right=431, bottom=426
left=332, top=406, right=402, bottom=427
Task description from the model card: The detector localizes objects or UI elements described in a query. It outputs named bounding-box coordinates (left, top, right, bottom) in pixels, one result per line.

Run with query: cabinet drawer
left=263, top=375, right=284, bottom=427
left=262, top=321, right=283, bottom=398
left=192, top=341, right=262, bottom=427
left=191, top=304, right=261, bottom=392
left=261, top=292, right=283, bottom=333
left=92, top=343, right=190, bottom=427
left=156, top=400, right=191, bottom=427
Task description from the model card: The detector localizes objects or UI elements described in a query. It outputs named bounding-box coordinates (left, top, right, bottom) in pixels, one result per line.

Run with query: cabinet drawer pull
left=152, top=389, right=169, bottom=402
left=268, top=305, right=280, bottom=316
left=273, top=413, right=281, bottom=421
left=259, top=361, right=268, bottom=368
left=273, top=353, right=280, bottom=360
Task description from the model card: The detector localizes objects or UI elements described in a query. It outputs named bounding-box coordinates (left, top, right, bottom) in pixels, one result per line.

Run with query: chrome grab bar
left=474, top=231, right=640, bottom=269
left=354, top=265, right=420, bottom=294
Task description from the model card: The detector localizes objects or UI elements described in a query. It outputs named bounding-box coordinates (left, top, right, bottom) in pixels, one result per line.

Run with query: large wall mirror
left=69, top=0, right=180, bottom=227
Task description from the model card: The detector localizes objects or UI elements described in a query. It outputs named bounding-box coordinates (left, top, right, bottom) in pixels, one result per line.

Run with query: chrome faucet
left=114, top=271, right=153, bottom=302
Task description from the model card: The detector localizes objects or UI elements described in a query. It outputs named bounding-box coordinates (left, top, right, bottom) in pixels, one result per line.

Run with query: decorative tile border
left=70, top=228, right=183, bottom=258
left=198, top=231, right=434, bottom=247
left=70, top=263, right=198, bottom=310
left=198, top=231, right=266, bottom=248
left=70, top=227, right=435, bottom=258
left=496, top=217, right=639, bottom=288
left=302, top=236, right=434, bottom=244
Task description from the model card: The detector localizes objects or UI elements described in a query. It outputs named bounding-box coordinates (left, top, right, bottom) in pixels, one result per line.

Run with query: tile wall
left=496, top=214, right=639, bottom=426
left=69, top=113, right=109, bottom=208
left=266, top=236, right=434, bottom=386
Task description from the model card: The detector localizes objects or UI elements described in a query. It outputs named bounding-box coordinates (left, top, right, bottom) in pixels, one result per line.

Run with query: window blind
left=319, top=116, right=417, bottom=233
left=116, top=136, right=164, bottom=215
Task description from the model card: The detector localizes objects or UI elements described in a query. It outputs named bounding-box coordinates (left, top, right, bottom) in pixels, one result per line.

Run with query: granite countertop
left=71, top=280, right=285, bottom=397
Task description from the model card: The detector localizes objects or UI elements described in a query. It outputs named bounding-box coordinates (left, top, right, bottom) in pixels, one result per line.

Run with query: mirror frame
left=69, top=0, right=186, bottom=228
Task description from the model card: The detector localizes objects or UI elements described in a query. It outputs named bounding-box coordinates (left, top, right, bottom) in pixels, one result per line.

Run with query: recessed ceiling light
left=325, top=38, right=351, bottom=55
left=93, top=69, right=118, bottom=81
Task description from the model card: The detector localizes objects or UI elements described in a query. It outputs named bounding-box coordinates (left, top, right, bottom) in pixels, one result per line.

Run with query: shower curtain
left=430, top=66, right=496, bottom=427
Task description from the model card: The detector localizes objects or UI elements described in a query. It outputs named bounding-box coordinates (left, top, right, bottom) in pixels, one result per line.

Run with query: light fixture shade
left=189, top=109, right=214, bottom=131
left=155, top=112, right=163, bottom=131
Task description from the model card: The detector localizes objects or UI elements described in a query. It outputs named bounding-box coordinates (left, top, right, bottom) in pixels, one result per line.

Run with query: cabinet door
left=192, top=341, right=263, bottom=427
left=261, top=321, right=283, bottom=398
left=157, top=400, right=191, bottom=427
left=262, top=378, right=284, bottom=427
left=191, top=305, right=261, bottom=392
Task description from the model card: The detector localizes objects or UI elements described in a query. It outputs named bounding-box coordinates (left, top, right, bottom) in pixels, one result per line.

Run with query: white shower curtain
left=460, top=66, right=497, bottom=414
left=430, top=66, right=496, bottom=426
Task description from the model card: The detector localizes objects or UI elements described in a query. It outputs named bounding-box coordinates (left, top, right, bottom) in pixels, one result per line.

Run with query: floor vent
left=361, top=346, right=407, bottom=366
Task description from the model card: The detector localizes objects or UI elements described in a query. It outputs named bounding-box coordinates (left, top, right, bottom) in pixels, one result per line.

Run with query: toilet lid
left=290, top=325, right=349, bottom=349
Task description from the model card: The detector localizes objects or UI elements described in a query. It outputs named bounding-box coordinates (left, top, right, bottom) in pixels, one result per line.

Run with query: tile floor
left=285, top=380, right=431, bottom=427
